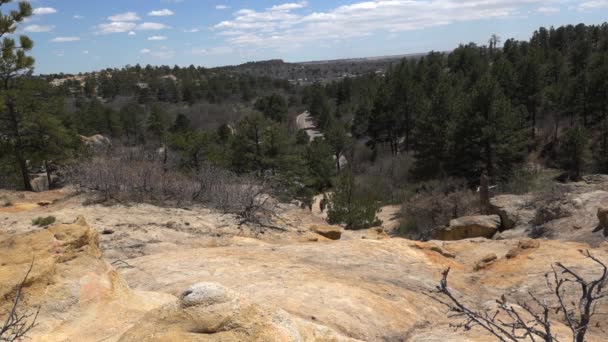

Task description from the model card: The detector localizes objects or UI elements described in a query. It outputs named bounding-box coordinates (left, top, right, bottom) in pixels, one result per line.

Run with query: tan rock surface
left=120, top=238, right=607, bottom=341
left=1, top=189, right=607, bottom=341
left=0, top=216, right=174, bottom=342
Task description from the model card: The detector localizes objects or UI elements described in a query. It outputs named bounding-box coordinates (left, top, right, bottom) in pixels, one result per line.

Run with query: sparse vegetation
left=31, top=216, right=56, bottom=227
left=398, top=180, right=479, bottom=239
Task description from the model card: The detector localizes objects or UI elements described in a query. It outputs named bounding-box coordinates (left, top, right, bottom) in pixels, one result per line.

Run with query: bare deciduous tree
left=1, top=261, right=39, bottom=342
left=428, top=250, right=607, bottom=342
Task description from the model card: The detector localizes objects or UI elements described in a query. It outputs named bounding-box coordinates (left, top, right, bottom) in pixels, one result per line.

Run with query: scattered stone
left=505, top=247, right=520, bottom=259
left=518, top=239, right=540, bottom=250
left=480, top=253, right=498, bottom=263
left=474, top=253, right=498, bottom=271
left=312, top=225, right=342, bottom=240
left=433, top=215, right=500, bottom=241
left=165, top=221, right=177, bottom=229
left=101, top=229, right=115, bottom=235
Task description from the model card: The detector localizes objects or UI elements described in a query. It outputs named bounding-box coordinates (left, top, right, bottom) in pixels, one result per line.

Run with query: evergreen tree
left=449, top=75, right=527, bottom=182
left=305, top=137, right=334, bottom=191
left=119, top=102, right=146, bottom=145
left=327, top=170, right=382, bottom=230
left=559, top=124, right=589, bottom=180
left=325, top=121, right=349, bottom=172
left=254, top=93, right=288, bottom=122
left=146, top=105, right=169, bottom=143
left=0, top=1, right=36, bottom=190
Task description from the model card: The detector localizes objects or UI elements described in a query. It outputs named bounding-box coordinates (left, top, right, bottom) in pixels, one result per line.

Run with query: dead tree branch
left=1, top=260, right=39, bottom=342
left=428, top=250, right=607, bottom=342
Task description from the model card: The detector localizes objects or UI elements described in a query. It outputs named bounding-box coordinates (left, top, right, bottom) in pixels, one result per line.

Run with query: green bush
left=32, top=216, right=56, bottom=227
left=327, top=171, right=382, bottom=230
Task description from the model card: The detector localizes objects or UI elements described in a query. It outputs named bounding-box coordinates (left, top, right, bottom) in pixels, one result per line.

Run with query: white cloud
left=24, top=24, right=54, bottom=32
left=97, top=22, right=137, bottom=34
left=140, top=46, right=174, bottom=59
left=184, top=28, right=200, bottom=33
left=83, top=50, right=89, bottom=54
left=216, top=5, right=230, bottom=10
left=537, top=6, right=560, bottom=13
left=213, top=0, right=558, bottom=49
left=33, top=7, right=57, bottom=15
left=51, top=36, right=80, bottom=43
left=148, top=9, right=175, bottom=16
left=108, top=12, right=141, bottom=22
left=128, top=31, right=136, bottom=36
left=96, top=22, right=170, bottom=34
left=269, top=2, right=308, bottom=11
left=138, top=22, right=171, bottom=30
left=73, top=14, right=84, bottom=19
left=148, top=35, right=167, bottom=40
left=578, top=0, right=608, bottom=10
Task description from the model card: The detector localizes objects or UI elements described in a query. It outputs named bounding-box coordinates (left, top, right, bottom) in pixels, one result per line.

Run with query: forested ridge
left=2, top=21, right=608, bottom=233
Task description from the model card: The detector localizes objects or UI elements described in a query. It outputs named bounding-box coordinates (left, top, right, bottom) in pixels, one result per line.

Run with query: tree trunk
left=45, top=160, right=52, bottom=190
left=6, top=98, right=32, bottom=191
left=335, top=153, right=341, bottom=173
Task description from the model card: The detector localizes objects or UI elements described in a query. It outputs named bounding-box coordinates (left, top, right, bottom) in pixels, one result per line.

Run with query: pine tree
left=559, top=124, right=589, bottom=180
left=254, top=93, right=288, bottom=122
left=146, top=105, right=169, bottom=143
left=0, top=1, right=36, bottom=190
left=327, top=170, right=382, bottom=230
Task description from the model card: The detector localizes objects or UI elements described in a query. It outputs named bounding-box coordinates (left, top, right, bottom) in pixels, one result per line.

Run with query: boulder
left=30, top=174, right=59, bottom=192
left=593, top=206, right=608, bottom=237
left=490, top=195, right=535, bottom=230
left=433, top=215, right=500, bottom=241
left=312, top=225, right=343, bottom=240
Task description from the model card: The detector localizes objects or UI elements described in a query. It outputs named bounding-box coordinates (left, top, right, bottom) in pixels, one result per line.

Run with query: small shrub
left=327, top=171, right=382, bottom=230
left=499, top=166, right=559, bottom=195
left=399, top=179, right=479, bottom=240
left=531, top=185, right=571, bottom=226
left=67, top=147, right=270, bottom=220
left=32, top=216, right=56, bottom=227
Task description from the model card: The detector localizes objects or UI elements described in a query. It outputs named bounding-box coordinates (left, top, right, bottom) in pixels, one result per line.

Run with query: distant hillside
left=214, top=52, right=434, bottom=84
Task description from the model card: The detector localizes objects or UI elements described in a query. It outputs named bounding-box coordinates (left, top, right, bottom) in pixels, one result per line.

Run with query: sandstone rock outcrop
left=432, top=215, right=500, bottom=241
left=119, top=282, right=359, bottom=341
left=0, top=216, right=173, bottom=342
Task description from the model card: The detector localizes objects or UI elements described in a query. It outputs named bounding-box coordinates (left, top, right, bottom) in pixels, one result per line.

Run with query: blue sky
left=13, top=0, right=608, bottom=74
